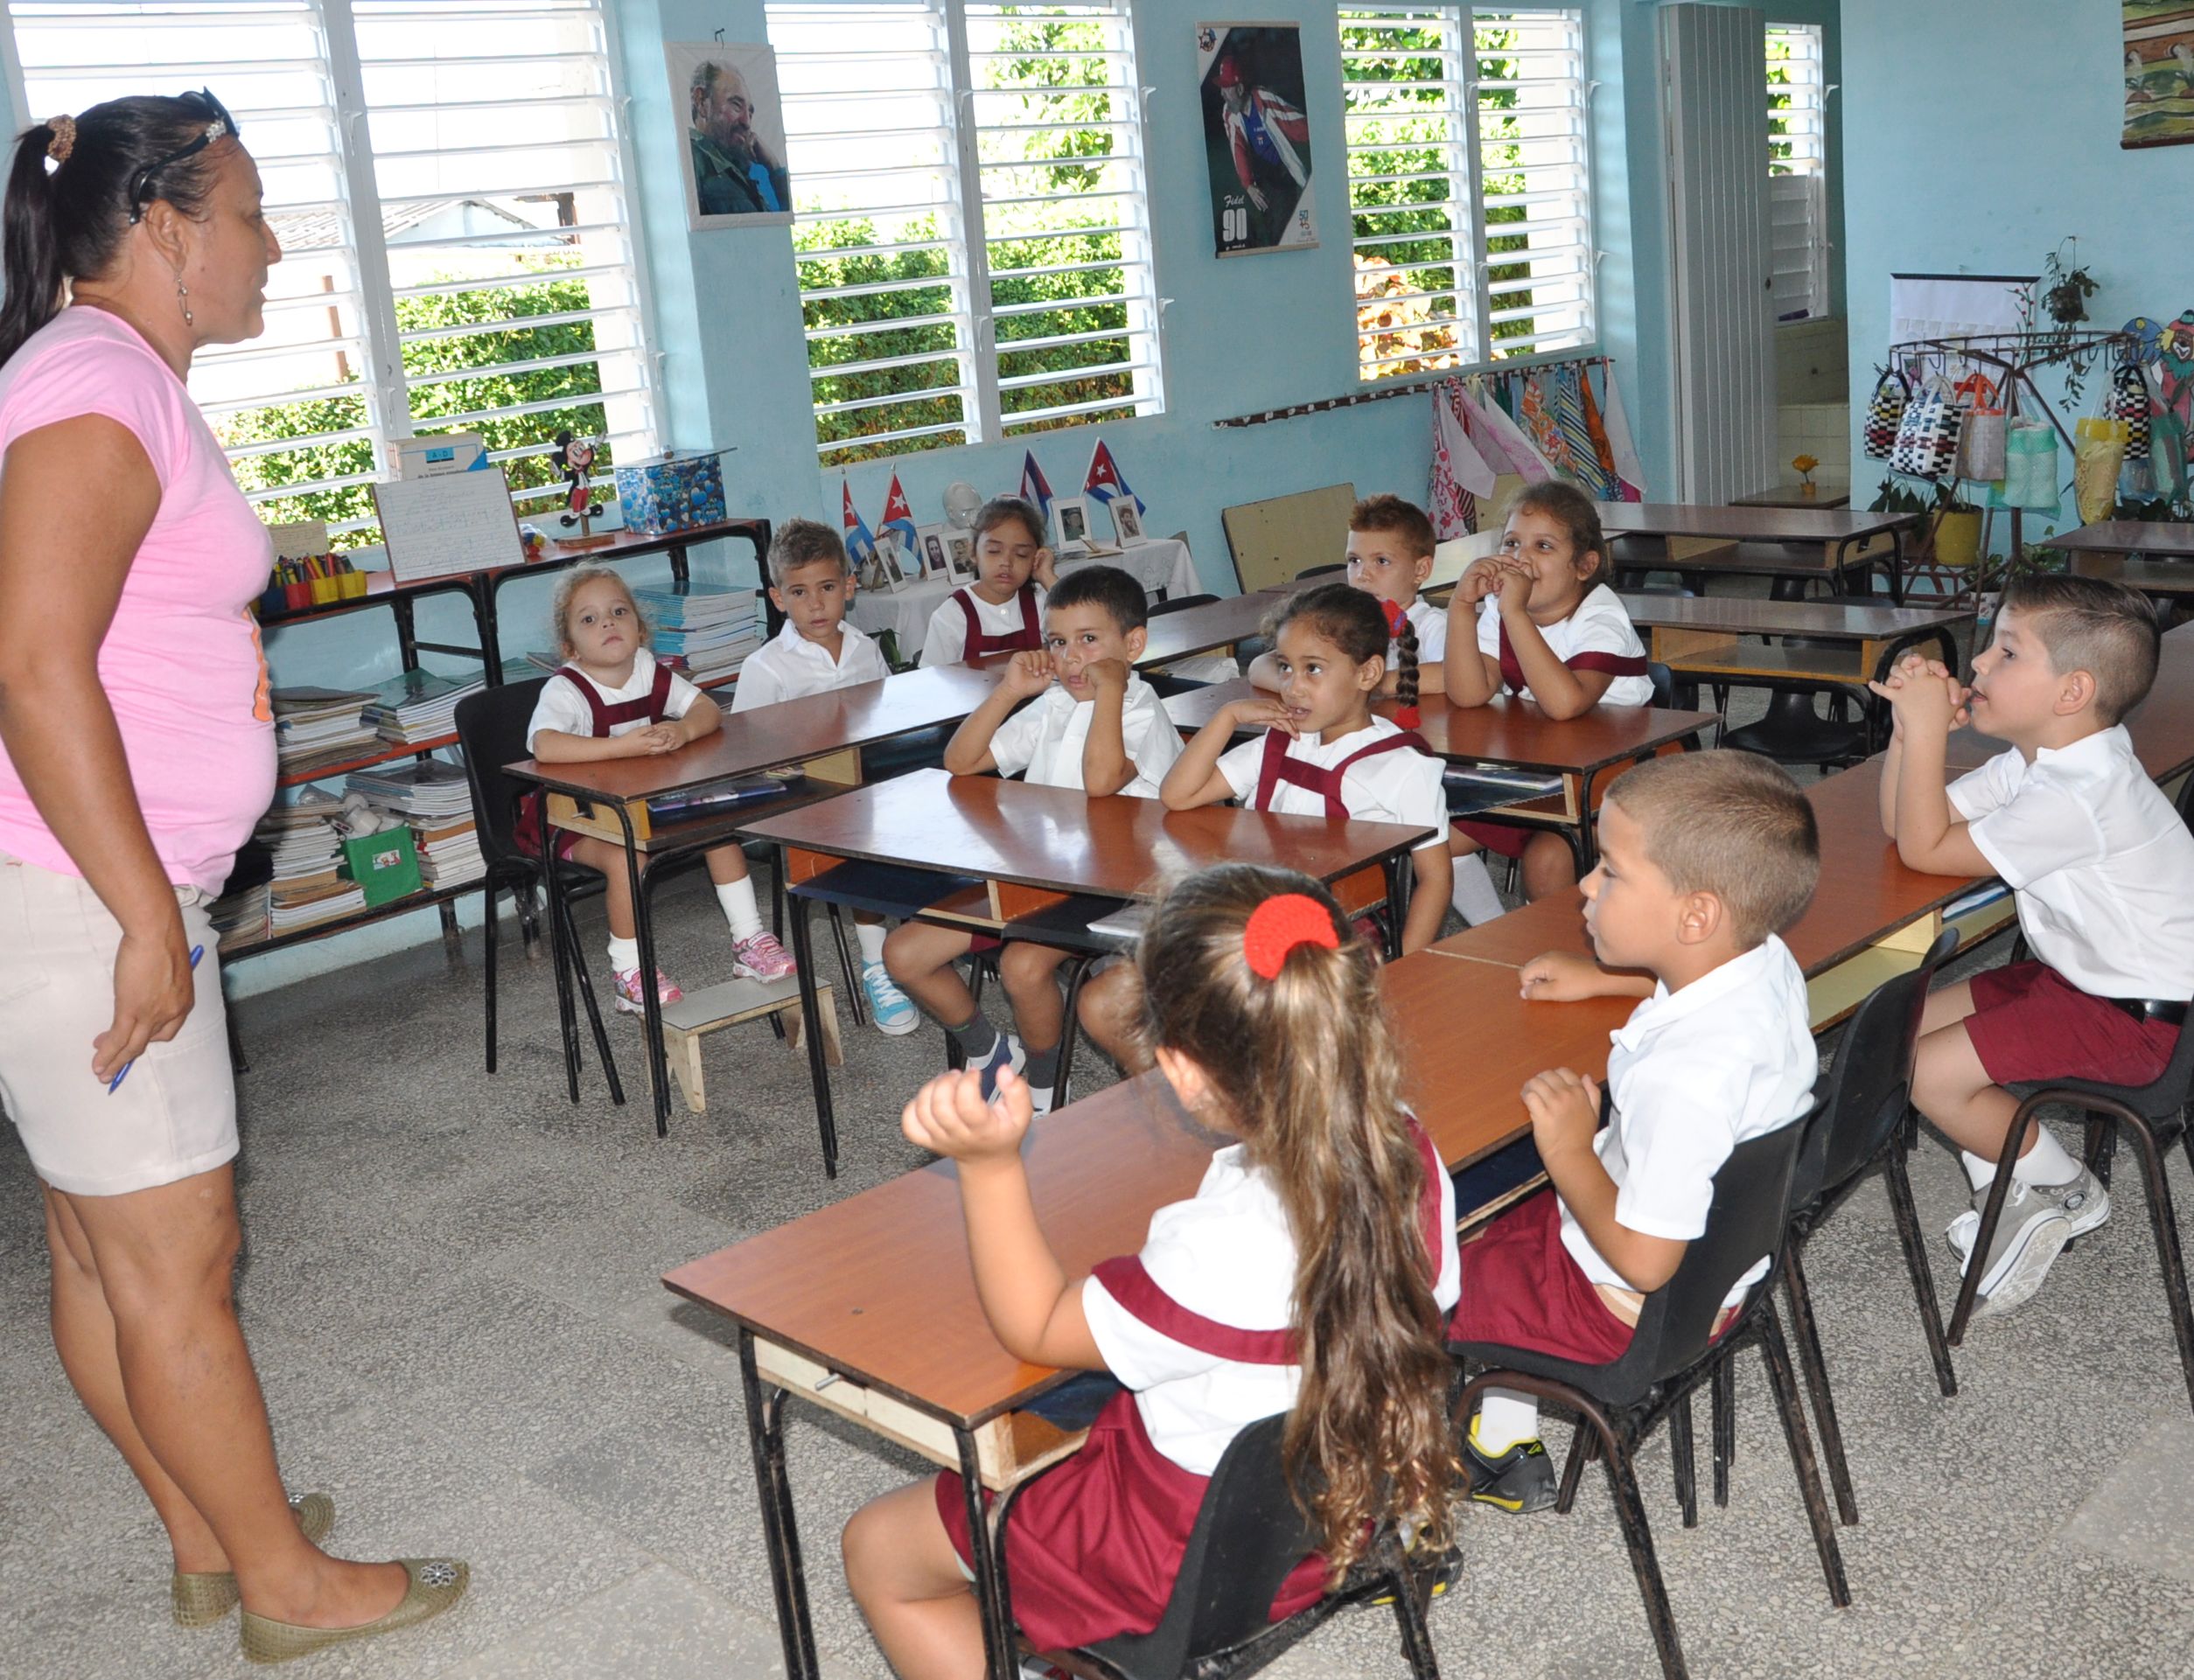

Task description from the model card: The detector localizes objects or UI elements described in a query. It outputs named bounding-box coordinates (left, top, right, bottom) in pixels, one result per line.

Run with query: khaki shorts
left=0, top=851, right=237, bottom=1196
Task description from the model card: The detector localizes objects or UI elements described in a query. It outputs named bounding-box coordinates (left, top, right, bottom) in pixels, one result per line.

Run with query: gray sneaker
left=1947, top=1168, right=2110, bottom=1318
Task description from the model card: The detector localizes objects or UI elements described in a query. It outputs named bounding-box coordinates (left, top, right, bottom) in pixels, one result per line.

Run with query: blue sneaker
left=969, top=1033, right=1025, bottom=1103
left=861, top=960, right=920, bottom=1036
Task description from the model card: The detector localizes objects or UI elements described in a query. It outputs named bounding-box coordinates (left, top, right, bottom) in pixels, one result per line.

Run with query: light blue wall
left=1842, top=0, right=2187, bottom=505
left=0, top=0, right=1843, bottom=991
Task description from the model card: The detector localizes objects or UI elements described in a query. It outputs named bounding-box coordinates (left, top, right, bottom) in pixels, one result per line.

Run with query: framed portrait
left=916, top=522, right=948, bottom=580
left=944, top=528, right=978, bottom=583
left=1052, top=497, right=1093, bottom=557
left=1108, top=498, right=1147, bottom=547
left=1198, top=24, right=1317, bottom=256
left=872, top=526, right=910, bottom=589
left=666, top=42, right=794, bottom=229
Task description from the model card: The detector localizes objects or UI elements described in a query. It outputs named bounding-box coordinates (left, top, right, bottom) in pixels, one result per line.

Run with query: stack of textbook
left=347, top=759, right=485, bottom=888
left=363, top=667, right=486, bottom=747
left=255, top=791, right=366, bottom=934
left=271, top=687, right=377, bottom=777
left=634, top=585, right=764, bottom=684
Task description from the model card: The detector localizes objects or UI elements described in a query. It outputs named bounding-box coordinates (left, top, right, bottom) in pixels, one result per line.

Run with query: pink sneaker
left=730, top=930, right=797, bottom=980
left=613, top=965, right=684, bottom=1014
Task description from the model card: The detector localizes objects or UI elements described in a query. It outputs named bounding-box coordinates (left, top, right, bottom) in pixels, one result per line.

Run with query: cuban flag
left=1083, top=438, right=1144, bottom=518
left=841, top=477, right=876, bottom=568
left=879, top=471, right=919, bottom=560
left=1018, top=450, right=1055, bottom=526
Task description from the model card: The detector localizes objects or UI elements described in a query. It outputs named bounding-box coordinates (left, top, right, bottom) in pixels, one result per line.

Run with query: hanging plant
left=2016, top=238, right=2105, bottom=404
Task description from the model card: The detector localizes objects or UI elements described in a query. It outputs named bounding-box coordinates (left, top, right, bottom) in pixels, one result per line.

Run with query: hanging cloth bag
left=1862, top=366, right=1911, bottom=460
left=1888, top=379, right=1962, bottom=481
left=2073, top=417, right=2128, bottom=525
left=2111, top=359, right=2153, bottom=462
left=1988, top=419, right=2061, bottom=519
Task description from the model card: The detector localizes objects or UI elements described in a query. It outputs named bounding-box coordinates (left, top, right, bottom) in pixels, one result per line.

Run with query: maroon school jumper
left=1250, top=723, right=1433, bottom=817
left=952, top=582, right=1043, bottom=659
left=514, top=660, right=677, bottom=859
left=1456, top=621, right=1651, bottom=860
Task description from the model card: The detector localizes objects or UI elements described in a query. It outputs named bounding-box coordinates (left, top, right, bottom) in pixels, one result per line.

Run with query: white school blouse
left=525, top=649, right=701, bottom=752
left=1473, top=583, right=1654, bottom=708
left=987, top=675, right=1182, bottom=798
left=918, top=583, right=1050, bottom=666
left=1215, top=718, right=1450, bottom=852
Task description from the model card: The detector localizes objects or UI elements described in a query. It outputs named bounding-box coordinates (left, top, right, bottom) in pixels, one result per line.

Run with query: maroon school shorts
left=1963, top=960, right=2177, bottom=1089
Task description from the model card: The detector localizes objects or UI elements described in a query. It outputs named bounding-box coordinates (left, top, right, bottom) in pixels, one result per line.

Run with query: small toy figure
left=551, top=431, right=604, bottom=536
left=518, top=523, right=548, bottom=561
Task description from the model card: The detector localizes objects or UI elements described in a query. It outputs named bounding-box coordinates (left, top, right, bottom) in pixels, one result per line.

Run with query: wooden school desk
left=741, top=770, right=1436, bottom=1175
left=1732, top=485, right=1854, bottom=510
left=1163, top=680, right=1716, bottom=870
left=1132, top=588, right=1293, bottom=666
left=665, top=952, right=1626, bottom=1680
left=1598, top=504, right=1919, bottom=603
left=503, top=663, right=1009, bottom=1134
left=1620, top=595, right=1967, bottom=693
left=2048, top=521, right=2194, bottom=566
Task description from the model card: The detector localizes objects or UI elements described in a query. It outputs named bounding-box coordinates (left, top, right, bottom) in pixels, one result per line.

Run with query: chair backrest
left=1222, top=484, right=1356, bottom=593
left=1080, top=1412, right=1321, bottom=1675
left=1295, top=561, right=1347, bottom=582
left=452, top=677, right=549, bottom=869
left=1148, top=592, right=1220, bottom=618
left=1646, top=659, right=1677, bottom=709
left=1586, top=1119, right=1808, bottom=1406
left=1792, top=927, right=1958, bottom=1210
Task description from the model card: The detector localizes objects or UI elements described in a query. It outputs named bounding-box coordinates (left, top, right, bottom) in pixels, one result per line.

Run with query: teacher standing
left=0, top=94, right=465, bottom=1663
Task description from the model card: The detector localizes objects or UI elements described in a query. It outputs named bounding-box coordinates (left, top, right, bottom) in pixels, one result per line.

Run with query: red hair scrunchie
left=1377, top=597, right=1422, bottom=728
left=1243, top=892, right=1341, bottom=979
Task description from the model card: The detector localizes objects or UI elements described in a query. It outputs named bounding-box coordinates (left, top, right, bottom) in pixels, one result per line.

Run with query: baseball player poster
left=1197, top=24, right=1317, bottom=256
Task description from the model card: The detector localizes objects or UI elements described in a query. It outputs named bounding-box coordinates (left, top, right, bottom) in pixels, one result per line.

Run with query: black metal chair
left=1149, top=593, right=1220, bottom=617
left=1294, top=561, right=1346, bottom=582
left=1006, top=1412, right=1443, bottom=1680
left=1773, top=928, right=1962, bottom=1527
left=452, top=680, right=623, bottom=1106
left=1450, top=1122, right=1847, bottom=1680
left=1720, top=624, right=1960, bottom=770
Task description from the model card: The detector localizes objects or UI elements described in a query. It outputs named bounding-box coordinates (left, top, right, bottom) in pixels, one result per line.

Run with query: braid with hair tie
left=45, top=116, right=75, bottom=164
left=1378, top=598, right=1422, bottom=727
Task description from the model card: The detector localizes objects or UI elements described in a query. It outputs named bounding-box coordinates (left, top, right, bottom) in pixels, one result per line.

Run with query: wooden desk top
left=1618, top=595, right=1967, bottom=640
left=1731, top=485, right=1852, bottom=510
left=1162, top=681, right=1715, bottom=776
left=503, top=662, right=1004, bottom=802
left=1597, top=504, right=1918, bottom=542
left=2048, top=521, right=2194, bottom=560
left=664, top=949, right=1630, bottom=1426
left=2065, top=554, right=2194, bottom=597
left=1137, top=592, right=1283, bottom=666
left=742, top=767, right=1434, bottom=897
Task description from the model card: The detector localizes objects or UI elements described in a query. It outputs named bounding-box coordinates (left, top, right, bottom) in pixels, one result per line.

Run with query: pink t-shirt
left=0, top=308, right=275, bottom=895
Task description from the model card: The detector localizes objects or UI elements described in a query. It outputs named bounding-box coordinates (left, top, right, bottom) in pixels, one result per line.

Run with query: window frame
left=1765, top=19, right=1830, bottom=324
left=769, top=0, right=1164, bottom=467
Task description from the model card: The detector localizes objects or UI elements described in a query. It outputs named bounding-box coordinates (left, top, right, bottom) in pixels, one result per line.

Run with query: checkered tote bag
left=1888, top=380, right=1963, bottom=481
left=1862, top=367, right=1910, bottom=460
left=2111, top=360, right=2152, bottom=462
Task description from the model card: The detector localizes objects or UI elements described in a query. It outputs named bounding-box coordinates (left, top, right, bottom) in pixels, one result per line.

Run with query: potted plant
left=1929, top=484, right=1984, bottom=571
left=1792, top=454, right=1820, bottom=498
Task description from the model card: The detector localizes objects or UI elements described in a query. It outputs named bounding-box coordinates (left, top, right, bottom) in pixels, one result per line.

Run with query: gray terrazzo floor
left=12, top=645, right=2194, bottom=1678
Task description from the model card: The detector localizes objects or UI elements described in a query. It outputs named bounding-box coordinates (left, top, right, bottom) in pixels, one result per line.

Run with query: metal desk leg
left=542, top=832, right=583, bottom=1103
left=782, top=864, right=840, bottom=1177
left=1381, top=856, right=1408, bottom=960
left=619, top=805, right=674, bottom=1137
left=739, top=1334, right=821, bottom=1680
left=955, top=1429, right=1020, bottom=1680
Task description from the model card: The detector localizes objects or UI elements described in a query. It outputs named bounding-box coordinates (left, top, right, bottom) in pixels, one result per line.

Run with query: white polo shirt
left=1560, top=935, right=1816, bottom=1307
left=919, top=583, right=1050, bottom=666
left=987, top=674, right=1181, bottom=797
left=1474, top=583, right=1654, bottom=708
left=1950, top=725, right=2194, bottom=1000
left=1216, top=718, right=1450, bottom=852
left=729, top=618, right=890, bottom=713
left=1083, top=1123, right=1459, bottom=1474
left=1389, top=596, right=1448, bottom=667
left=525, top=649, right=700, bottom=753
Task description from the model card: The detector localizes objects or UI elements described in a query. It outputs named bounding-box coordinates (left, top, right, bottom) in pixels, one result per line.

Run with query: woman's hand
left=94, top=913, right=195, bottom=1083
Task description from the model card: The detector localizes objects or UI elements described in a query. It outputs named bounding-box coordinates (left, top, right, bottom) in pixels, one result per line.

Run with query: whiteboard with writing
left=373, top=469, right=524, bottom=582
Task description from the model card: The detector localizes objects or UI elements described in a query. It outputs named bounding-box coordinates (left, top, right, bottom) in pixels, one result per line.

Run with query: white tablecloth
left=850, top=538, right=1200, bottom=661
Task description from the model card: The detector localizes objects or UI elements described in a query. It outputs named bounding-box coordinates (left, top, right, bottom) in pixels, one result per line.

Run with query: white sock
left=1474, top=1391, right=1540, bottom=1453
left=1964, top=1126, right=2081, bottom=1191
left=1450, top=854, right=1507, bottom=925
left=716, top=876, right=765, bottom=941
left=856, top=920, right=889, bottom=965
left=608, top=934, right=639, bottom=973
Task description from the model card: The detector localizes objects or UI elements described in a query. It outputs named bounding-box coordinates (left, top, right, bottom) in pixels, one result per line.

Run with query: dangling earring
left=175, top=274, right=192, bottom=326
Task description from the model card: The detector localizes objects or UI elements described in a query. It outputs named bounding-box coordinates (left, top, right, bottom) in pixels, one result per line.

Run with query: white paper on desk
left=374, top=470, right=524, bottom=582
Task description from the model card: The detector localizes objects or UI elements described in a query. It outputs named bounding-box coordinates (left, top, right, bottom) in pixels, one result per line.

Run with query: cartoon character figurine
left=552, top=431, right=604, bottom=535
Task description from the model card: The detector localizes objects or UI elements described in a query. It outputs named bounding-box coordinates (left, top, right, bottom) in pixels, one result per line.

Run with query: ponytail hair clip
left=1243, top=892, right=1341, bottom=979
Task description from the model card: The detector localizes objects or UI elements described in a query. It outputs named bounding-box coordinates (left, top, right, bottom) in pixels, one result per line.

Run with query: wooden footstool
left=642, top=976, right=844, bottom=1114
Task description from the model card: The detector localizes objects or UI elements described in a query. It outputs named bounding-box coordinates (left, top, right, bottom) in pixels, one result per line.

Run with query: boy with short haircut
left=884, top=565, right=1182, bottom=1111
left=1456, top=750, right=1820, bottom=1511
left=1873, top=574, right=2194, bottom=1317
left=732, top=518, right=912, bottom=1033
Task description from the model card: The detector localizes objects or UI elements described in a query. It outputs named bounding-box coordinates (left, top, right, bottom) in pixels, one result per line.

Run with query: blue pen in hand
left=108, top=945, right=205, bottom=1094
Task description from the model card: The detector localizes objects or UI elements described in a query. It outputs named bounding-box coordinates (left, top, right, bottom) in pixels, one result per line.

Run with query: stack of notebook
left=362, top=667, right=486, bottom=747
left=347, top=759, right=485, bottom=888
left=270, top=687, right=377, bottom=777
left=255, top=791, right=366, bottom=934
left=209, top=882, right=269, bottom=952
left=634, top=585, right=765, bottom=684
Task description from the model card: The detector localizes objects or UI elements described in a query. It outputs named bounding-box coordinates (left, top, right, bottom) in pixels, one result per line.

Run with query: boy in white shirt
left=1459, top=750, right=1821, bottom=1512
left=918, top=496, right=1059, bottom=666
left=884, top=565, right=1183, bottom=1111
left=1874, top=575, right=2194, bottom=1317
left=730, top=519, right=912, bottom=1032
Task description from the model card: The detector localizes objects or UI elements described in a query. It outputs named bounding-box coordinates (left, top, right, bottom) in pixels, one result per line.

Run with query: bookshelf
left=222, top=519, right=772, bottom=962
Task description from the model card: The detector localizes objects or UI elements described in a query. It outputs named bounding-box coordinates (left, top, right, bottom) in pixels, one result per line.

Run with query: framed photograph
left=872, top=526, right=910, bottom=590
left=1108, top=498, right=1147, bottom=547
left=915, top=522, right=948, bottom=581
left=1052, top=497, right=1093, bottom=557
left=666, top=42, right=793, bottom=229
left=1198, top=24, right=1317, bottom=256
left=944, top=527, right=978, bottom=583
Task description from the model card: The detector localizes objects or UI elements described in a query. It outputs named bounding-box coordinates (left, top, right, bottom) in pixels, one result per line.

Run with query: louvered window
left=1766, top=22, right=1829, bottom=324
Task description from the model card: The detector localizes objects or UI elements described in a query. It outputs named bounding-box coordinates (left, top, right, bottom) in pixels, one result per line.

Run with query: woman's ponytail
left=0, top=125, right=68, bottom=368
